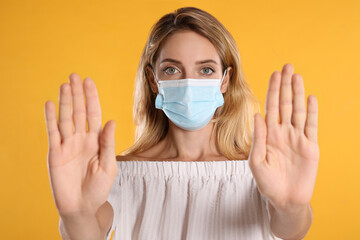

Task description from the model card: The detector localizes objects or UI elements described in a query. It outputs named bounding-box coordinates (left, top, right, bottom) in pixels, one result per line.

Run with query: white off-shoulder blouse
left=105, top=159, right=282, bottom=240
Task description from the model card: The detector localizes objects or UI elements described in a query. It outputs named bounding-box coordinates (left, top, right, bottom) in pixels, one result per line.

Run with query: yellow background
left=0, top=0, right=359, bottom=239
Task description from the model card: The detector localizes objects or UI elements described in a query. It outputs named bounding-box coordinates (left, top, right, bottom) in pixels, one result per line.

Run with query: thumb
left=99, top=120, right=116, bottom=172
left=249, top=113, right=267, bottom=167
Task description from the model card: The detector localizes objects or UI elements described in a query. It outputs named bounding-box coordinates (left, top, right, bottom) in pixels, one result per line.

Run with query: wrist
left=59, top=213, right=103, bottom=240
left=266, top=196, right=311, bottom=214
left=269, top=202, right=313, bottom=240
left=273, top=202, right=311, bottom=216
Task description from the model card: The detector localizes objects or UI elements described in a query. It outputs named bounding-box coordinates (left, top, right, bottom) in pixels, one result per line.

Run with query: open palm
left=45, top=73, right=118, bottom=217
left=249, top=63, right=319, bottom=211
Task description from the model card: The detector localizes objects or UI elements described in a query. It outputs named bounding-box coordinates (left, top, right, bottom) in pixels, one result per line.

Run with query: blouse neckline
left=115, top=159, right=252, bottom=178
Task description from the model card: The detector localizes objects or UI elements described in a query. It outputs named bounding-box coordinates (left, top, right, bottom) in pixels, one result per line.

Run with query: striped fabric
left=105, top=160, right=283, bottom=240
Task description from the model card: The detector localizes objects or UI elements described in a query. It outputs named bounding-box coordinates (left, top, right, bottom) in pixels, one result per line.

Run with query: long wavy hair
left=120, top=6, right=260, bottom=160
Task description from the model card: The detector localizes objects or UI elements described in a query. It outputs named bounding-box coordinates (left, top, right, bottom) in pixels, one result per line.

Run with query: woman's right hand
left=44, top=73, right=118, bottom=218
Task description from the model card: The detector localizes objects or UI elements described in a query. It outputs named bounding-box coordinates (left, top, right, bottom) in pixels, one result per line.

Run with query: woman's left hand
left=248, top=63, right=319, bottom=212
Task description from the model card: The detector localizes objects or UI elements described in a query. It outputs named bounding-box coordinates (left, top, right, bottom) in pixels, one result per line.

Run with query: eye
left=163, top=66, right=179, bottom=75
left=200, top=67, right=215, bottom=75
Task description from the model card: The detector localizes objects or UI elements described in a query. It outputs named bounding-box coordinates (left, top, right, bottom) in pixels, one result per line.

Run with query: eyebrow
left=160, top=58, right=218, bottom=65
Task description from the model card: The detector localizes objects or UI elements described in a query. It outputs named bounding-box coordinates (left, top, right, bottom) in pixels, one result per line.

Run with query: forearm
left=269, top=203, right=313, bottom=240
left=59, top=213, right=104, bottom=240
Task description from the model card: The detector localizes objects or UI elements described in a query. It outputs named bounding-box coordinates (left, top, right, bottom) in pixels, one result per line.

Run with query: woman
left=45, top=7, right=319, bottom=240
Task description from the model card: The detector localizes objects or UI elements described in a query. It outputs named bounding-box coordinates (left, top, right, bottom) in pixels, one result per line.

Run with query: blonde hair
left=121, top=7, right=260, bottom=160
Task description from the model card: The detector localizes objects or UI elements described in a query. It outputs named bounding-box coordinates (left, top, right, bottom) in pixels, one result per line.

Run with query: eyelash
left=162, top=66, right=215, bottom=75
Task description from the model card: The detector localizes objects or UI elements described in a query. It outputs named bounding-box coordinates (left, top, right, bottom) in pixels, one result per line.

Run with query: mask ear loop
left=220, top=68, right=228, bottom=86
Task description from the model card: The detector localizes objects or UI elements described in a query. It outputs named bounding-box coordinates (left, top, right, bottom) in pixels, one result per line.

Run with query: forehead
left=156, top=30, right=221, bottom=65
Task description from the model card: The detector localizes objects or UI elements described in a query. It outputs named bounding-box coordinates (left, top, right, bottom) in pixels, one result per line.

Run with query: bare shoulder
left=116, top=154, right=144, bottom=161
left=116, top=154, right=130, bottom=161
left=116, top=152, right=158, bottom=161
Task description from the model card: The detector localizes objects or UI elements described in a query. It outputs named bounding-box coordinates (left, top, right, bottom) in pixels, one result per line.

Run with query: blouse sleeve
left=105, top=165, right=121, bottom=240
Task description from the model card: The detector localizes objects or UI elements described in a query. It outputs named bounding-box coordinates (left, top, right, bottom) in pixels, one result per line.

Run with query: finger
left=265, top=71, right=281, bottom=128
left=69, top=73, right=87, bottom=134
left=44, top=100, right=61, bottom=149
left=249, top=113, right=267, bottom=168
left=279, top=63, right=294, bottom=125
left=291, top=74, right=306, bottom=130
left=58, top=83, right=73, bottom=139
left=84, top=77, right=102, bottom=135
left=305, top=95, right=318, bottom=143
left=99, top=120, right=116, bottom=172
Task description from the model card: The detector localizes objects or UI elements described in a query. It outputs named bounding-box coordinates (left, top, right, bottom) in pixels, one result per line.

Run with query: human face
left=152, top=30, right=229, bottom=89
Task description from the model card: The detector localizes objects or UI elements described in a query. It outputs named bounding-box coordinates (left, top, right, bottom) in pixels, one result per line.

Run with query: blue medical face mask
left=153, top=69, right=227, bottom=131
